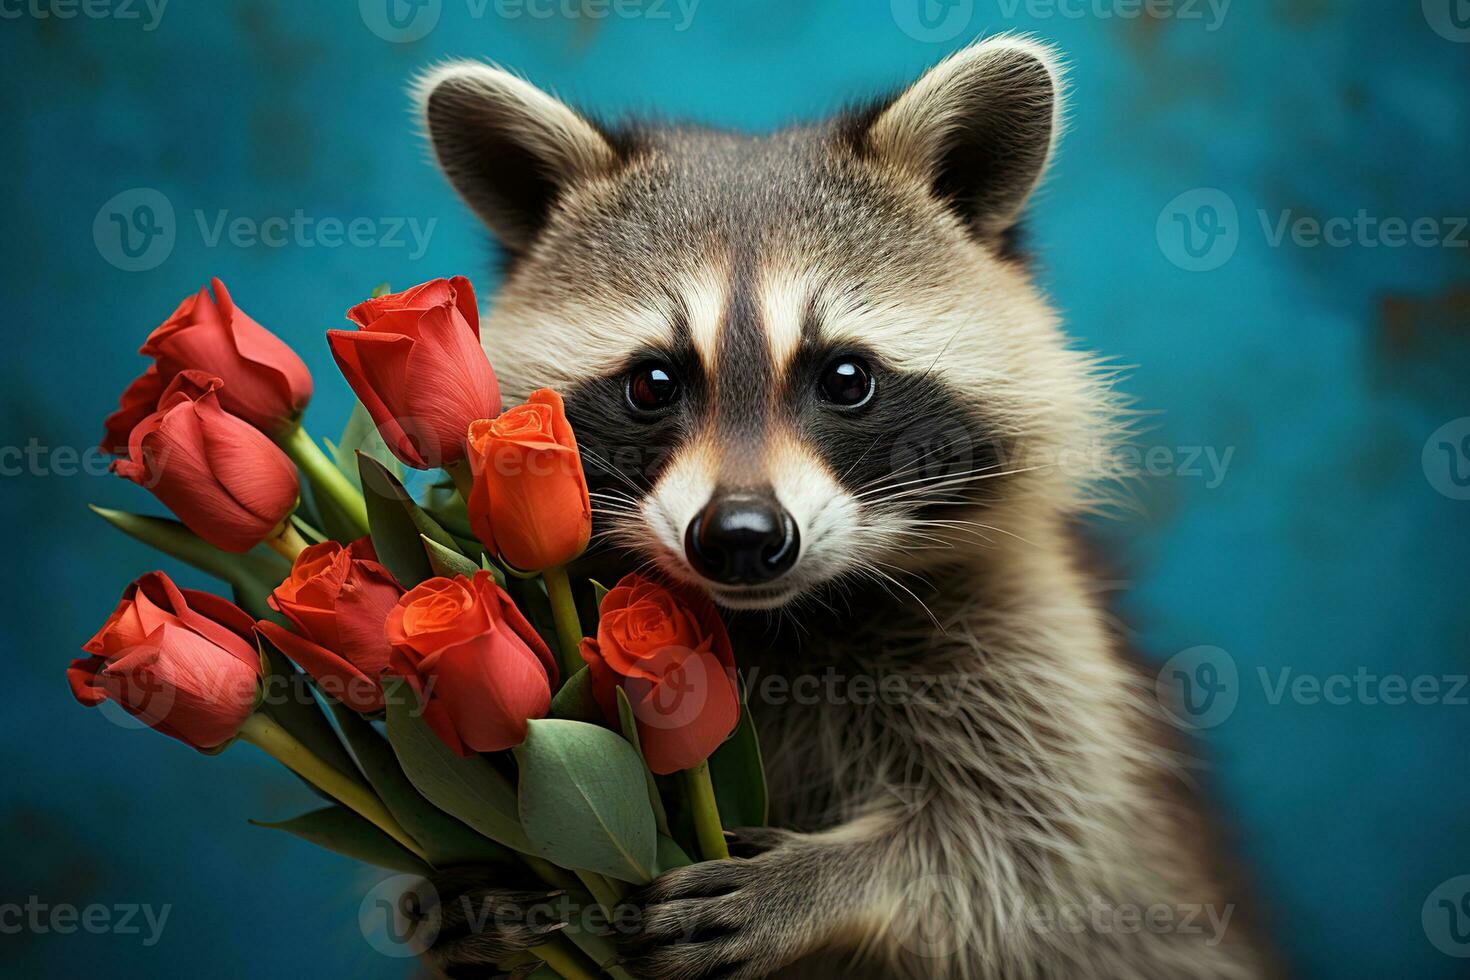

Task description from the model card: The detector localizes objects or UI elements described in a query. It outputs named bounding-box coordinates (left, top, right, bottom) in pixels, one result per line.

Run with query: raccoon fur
left=405, top=36, right=1275, bottom=980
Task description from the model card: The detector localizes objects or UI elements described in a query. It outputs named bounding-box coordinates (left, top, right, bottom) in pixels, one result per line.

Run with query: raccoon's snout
left=684, top=492, right=800, bottom=586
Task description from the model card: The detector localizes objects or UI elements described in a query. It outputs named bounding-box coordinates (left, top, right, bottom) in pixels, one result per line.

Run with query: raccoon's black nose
left=685, top=493, right=800, bottom=586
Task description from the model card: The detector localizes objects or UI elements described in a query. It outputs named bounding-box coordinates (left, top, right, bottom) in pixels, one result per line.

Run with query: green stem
left=534, top=936, right=602, bottom=980
left=238, top=712, right=427, bottom=863
left=575, top=870, right=625, bottom=914
left=266, top=522, right=310, bottom=562
left=280, top=425, right=370, bottom=539
left=542, top=565, right=587, bottom=683
left=683, top=760, right=730, bottom=861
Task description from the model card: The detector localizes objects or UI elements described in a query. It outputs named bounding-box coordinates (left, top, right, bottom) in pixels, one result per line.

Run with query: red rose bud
left=467, top=389, right=591, bottom=571
left=327, top=277, right=500, bottom=469
left=385, top=571, right=557, bottom=756
left=257, top=538, right=404, bottom=712
left=101, top=364, right=166, bottom=456
left=140, top=277, right=312, bottom=436
left=579, top=573, right=739, bottom=775
left=69, top=572, right=263, bottom=751
left=110, top=372, right=300, bottom=553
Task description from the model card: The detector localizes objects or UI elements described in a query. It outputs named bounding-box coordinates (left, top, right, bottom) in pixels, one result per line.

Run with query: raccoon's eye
left=818, top=357, right=875, bottom=408
left=625, top=362, right=681, bottom=415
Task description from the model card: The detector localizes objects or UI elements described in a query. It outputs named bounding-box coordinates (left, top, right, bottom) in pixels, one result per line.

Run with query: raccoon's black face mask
left=418, top=38, right=1118, bottom=611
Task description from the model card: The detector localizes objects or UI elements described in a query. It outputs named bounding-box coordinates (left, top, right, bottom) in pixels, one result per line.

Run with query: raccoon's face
left=419, top=38, right=1117, bottom=611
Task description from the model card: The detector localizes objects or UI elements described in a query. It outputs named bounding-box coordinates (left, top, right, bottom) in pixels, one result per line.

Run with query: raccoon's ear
left=414, top=62, right=620, bottom=257
left=849, top=36, right=1064, bottom=242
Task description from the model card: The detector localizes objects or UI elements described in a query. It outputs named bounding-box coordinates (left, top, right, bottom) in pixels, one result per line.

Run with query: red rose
left=257, top=538, right=404, bottom=712
left=467, top=389, right=591, bottom=571
left=579, top=574, right=739, bottom=775
left=140, top=278, right=312, bottom=436
left=385, top=571, right=558, bottom=755
left=327, top=277, right=500, bottom=469
left=69, top=572, right=262, bottom=751
left=101, top=364, right=166, bottom=456
left=110, top=372, right=300, bottom=553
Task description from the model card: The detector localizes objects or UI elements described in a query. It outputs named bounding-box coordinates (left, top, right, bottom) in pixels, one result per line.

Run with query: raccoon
left=407, top=36, right=1274, bottom=980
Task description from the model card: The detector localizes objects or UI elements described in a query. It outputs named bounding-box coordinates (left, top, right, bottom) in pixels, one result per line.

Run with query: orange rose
left=467, top=389, right=591, bottom=571
left=385, top=571, right=558, bottom=755
left=139, top=277, right=312, bottom=436
left=327, top=277, right=500, bottom=469
left=579, top=573, right=739, bottom=775
left=110, top=372, right=300, bottom=553
left=69, top=573, right=262, bottom=751
left=257, top=538, right=404, bottom=712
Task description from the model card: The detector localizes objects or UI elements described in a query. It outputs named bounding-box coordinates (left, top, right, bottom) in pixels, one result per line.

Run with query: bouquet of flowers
left=73, top=276, right=768, bottom=979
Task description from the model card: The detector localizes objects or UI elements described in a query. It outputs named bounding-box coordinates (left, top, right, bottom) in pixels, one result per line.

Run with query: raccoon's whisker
left=859, top=561, right=944, bottom=633
left=579, top=447, right=646, bottom=496
left=905, top=517, right=1037, bottom=549
left=854, top=463, right=1055, bottom=501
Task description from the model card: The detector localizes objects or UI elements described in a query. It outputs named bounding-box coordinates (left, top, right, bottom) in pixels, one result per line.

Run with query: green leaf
left=328, top=699, right=518, bottom=870
left=422, top=535, right=479, bottom=580
left=90, top=506, right=289, bottom=609
left=250, top=806, right=431, bottom=875
left=327, top=401, right=403, bottom=492
left=359, top=454, right=459, bottom=587
left=256, top=635, right=368, bottom=798
left=514, top=719, right=657, bottom=885
left=655, top=834, right=694, bottom=875
left=614, top=688, right=671, bottom=836
left=370, top=281, right=392, bottom=299
left=708, top=678, right=768, bottom=828
left=549, top=666, right=603, bottom=725
left=503, top=575, right=562, bottom=665
left=291, top=514, right=329, bottom=545
left=382, top=679, right=533, bottom=853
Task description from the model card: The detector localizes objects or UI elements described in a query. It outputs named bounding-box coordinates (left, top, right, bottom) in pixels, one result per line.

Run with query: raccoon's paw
left=619, top=829, right=817, bottom=980
left=408, top=868, right=568, bottom=978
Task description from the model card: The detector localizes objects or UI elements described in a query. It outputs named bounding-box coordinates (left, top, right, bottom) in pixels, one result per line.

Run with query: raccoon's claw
left=722, top=826, right=799, bottom=860
left=618, top=834, right=812, bottom=980
left=410, top=868, right=569, bottom=978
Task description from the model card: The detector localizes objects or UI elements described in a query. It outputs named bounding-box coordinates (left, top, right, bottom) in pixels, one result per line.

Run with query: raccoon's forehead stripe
left=713, top=264, right=774, bottom=468
left=756, top=266, right=818, bottom=374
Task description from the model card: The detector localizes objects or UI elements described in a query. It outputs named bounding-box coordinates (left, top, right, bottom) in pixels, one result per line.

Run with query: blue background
left=4, top=1, right=1468, bottom=977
